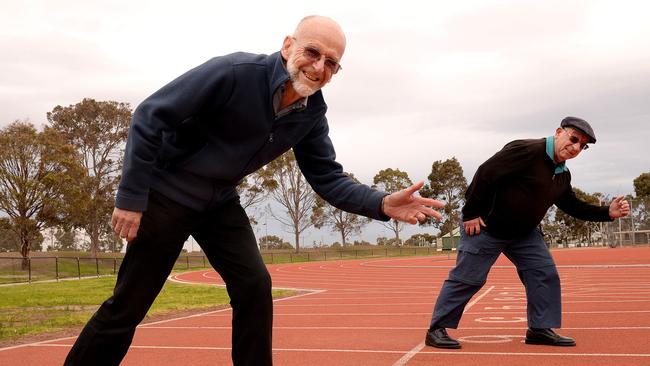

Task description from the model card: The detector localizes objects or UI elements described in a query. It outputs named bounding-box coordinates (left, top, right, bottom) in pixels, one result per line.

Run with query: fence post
left=355, top=250, right=358, bottom=259
left=186, top=255, right=190, bottom=269
left=307, top=253, right=310, bottom=262
left=290, top=253, right=293, bottom=263
left=113, top=258, right=117, bottom=275
left=28, top=258, right=32, bottom=283
left=324, top=251, right=327, bottom=261
left=55, top=257, right=59, bottom=281
left=96, top=257, right=100, bottom=277
left=271, top=253, right=274, bottom=264
left=339, top=251, right=342, bottom=259
left=203, top=256, right=206, bottom=268
left=77, top=257, right=81, bottom=279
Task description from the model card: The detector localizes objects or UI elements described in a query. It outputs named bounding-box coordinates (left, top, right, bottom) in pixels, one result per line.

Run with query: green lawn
left=0, top=274, right=293, bottom=341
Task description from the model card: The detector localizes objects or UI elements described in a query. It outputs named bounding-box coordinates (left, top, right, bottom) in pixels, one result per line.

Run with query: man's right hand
left=112, top=207, right=143, bottom=242
left=463, top=217, right=486, bottom=236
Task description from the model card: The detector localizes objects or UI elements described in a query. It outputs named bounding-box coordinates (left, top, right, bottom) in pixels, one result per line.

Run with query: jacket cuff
left=115, top=192, right=149, bottom=212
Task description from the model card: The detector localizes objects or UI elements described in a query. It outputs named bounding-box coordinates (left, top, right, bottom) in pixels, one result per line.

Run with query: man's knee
left=230, top=268, right=272, bottom=302
left=449, top=250, right=493, bottom=286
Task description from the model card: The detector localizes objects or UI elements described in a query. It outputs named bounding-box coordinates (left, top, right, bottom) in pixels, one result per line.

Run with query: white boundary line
left=31, top=344, right=650, bottom=358
left=0, top=282, right=324, bottom=352
left=391, top=285, right=495, bottom=366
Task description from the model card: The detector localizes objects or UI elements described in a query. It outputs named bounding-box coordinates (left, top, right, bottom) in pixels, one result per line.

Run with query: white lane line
left=0, top=289, right=325, bottom=352
left=206, top=313, right=434, bottom=316
left=137, top=325, right=650, bottom=331
left=391, top=285, right=496, bottom=366
left=32, top=343, right=650, bottom=358
left=465, top=310, right=650, bottom=315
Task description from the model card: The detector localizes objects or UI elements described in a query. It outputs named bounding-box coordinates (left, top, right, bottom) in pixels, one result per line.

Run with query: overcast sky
left=2, top=0, right=649, bottom=246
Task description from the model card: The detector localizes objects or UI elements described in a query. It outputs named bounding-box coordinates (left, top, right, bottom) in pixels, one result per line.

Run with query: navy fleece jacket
left=116, top=51, right=388, bottom=220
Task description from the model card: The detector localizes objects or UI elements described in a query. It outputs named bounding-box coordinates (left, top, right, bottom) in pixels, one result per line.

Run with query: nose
left=311, top=57, right=326, bottom=72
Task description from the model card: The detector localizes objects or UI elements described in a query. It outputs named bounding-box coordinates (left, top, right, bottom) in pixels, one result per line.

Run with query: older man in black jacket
left=65, top=15, right=444, bottom=366
left=425, top=117, right=630, bottom=349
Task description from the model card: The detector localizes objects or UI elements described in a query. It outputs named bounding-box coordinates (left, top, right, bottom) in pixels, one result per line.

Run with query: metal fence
left=0, top=246, right=448, bottom=285
left=602, top=197, right=650, bottom=247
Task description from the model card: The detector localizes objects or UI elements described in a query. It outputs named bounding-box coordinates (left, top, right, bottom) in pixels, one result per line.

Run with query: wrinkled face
left=281, top=19, right=345, bottom=97
left=554, top=127, right=590, bottom=162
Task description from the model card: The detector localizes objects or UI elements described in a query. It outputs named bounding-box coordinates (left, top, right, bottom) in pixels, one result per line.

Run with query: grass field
left=0, top=274, right=293, bottom=342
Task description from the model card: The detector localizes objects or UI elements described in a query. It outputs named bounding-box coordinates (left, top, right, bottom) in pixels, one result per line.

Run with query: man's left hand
left=609, top=196, right=631, bottom=219
left=383, top=181, right=445, bottom=224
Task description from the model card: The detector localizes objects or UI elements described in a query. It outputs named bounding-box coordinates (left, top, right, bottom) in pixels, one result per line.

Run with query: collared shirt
left=272, top=83, right=308, bottom=119
left=545, top=136, right=568, bottom=174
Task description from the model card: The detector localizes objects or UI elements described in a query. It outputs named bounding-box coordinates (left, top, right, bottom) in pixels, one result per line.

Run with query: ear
left=280, top=36, right=293, bottom=61
left=554, top=127, right=563, bottom=138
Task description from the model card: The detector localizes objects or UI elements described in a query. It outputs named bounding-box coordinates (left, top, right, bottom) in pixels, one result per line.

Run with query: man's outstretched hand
left=609, top=196, right=630, bottom=219
left=382, top=181, right=445, bottom=224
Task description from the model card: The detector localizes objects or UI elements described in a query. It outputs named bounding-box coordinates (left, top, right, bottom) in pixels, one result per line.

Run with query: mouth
left=302, top=71, right=320, bottom=82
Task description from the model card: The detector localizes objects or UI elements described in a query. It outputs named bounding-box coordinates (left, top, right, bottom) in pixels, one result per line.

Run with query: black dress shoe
left=425, top=327, right=461, bottom=349
left=525, top=328, right=576, bottom=346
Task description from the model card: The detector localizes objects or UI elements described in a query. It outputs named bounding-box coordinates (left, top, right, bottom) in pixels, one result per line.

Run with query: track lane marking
left=391, top=285, right=496, bottom=366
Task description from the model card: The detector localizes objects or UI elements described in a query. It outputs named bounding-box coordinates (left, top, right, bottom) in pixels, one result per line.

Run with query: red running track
left=1, top=246, right=650, bottom=365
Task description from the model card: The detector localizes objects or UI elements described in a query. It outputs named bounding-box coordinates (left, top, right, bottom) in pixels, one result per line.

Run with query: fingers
left=403, top=181, right=425, bottom=196
left=463, top=218, right=483, bottom=236
left=112, top=208, right=143, bottom=241
left=414, top=196, right=445, bottom=209
left=422, top=208, right=443, bottom=221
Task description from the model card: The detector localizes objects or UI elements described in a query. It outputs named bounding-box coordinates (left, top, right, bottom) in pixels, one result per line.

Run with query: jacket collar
left=266, top=51, right=326, bottom=110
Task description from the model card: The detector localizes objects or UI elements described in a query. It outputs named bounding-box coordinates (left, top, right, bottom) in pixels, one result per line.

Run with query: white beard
left=287, top=55, right=319, bottom=97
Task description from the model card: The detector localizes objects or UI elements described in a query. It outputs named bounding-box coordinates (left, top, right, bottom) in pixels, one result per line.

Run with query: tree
left=405, top=233, right=436, bottom=247
left=0, top=121, right=81, bottom=266
left=0, top=218, right=19, bottom=252
left=258, top=235, right=293, bottom=250
left=52, top=227, right=78, bottom=251
left=267, top=150, right=317, bottom=253
left=372, top=168, right=412, bottom=244
left=420, top=157, right=467, bottom=237
left=236, top=166, right=278, bottom=226
left=311, top=173, right=370, bottom=246
left=541, top=206, right=562, bottom=246
left=47, top=98, right=132, bottom=255
left=634, top=172, right=650, bottom=198
left=376, top=236, right=401, bottom=246
left=556, top=187, right=601, bottom=246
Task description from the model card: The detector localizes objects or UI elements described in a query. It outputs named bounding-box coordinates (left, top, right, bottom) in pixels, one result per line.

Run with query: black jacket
left=462, top=138, right=612, bottom=239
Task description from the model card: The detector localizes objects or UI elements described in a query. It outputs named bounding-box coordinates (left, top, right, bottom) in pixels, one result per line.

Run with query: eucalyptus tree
left=0, top=121, right=82, bottom=264
left=372, top=168, right=412, bottom=244
left=47, top=98, right=131, bottom=255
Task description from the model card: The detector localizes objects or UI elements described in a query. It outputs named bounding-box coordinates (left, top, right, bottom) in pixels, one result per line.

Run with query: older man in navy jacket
left=65, top=15, right=444, bottom=366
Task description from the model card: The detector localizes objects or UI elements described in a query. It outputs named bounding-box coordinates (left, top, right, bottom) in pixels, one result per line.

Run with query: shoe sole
left=525, top=339, right=576, bottom=347
left=425, top=340, right=462, bottom=349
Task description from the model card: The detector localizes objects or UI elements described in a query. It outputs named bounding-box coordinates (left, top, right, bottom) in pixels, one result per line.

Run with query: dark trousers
left=429, top=227, right=561, bottom=330
left=64, top=191, right=273, bottom=366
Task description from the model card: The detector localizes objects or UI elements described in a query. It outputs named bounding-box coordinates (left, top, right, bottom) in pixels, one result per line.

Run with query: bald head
left=293, top=15, right=346, bottom=56
left=280, top=16, right=346, bottom=98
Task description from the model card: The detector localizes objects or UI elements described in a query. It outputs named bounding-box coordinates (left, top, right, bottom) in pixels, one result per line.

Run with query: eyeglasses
left=297, top=42, right=342, bottom=74
left=563, top=128, right=589, bottom=150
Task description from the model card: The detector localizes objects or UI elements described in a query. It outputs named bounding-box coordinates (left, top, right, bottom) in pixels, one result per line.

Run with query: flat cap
left=560, top=116, right=596, bottom=144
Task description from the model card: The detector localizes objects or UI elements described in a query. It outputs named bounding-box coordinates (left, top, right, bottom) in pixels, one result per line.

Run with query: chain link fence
left=602, top=197, right=650, bottom=247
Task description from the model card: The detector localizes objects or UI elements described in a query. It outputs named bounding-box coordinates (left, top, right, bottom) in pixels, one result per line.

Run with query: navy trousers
left=64, top=191, right=273, bottom=366
left=429, top=227, right=561, bottom=330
